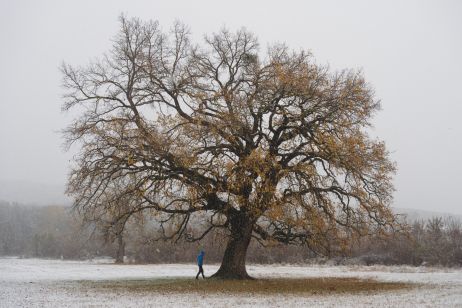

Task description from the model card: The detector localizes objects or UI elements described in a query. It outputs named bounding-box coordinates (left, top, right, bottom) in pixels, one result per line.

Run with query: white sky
left=0, top=0, right=461, bottom=213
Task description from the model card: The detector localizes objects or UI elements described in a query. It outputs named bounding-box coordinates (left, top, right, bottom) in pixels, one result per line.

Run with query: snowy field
left=1, top=258, right=462, bottom=307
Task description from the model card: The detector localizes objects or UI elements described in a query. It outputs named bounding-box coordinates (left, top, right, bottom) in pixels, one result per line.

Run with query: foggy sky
left=0, top=0, right=461, bottom=213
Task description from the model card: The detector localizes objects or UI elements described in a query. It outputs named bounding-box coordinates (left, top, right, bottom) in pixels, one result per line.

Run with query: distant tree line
left=351, top=217, right=462, bottom=267
left=0, top=202, right=461, bottom=266
left=0, top=202, right=106, bottom=259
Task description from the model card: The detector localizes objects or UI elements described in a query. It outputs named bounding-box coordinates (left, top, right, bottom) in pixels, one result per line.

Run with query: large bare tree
left=62, top=16, right=398, bottom=279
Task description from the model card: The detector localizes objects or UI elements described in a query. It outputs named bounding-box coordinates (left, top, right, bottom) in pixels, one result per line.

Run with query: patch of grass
left=78, top=277, right=414, bottom=295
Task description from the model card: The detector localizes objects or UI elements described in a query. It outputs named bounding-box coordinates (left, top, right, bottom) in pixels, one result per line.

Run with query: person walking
left=195, top=250, right=205, bottom=279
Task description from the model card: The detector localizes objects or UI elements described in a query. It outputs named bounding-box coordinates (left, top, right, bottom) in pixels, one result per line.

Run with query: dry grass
left=79, top=277, right=414, bottom=295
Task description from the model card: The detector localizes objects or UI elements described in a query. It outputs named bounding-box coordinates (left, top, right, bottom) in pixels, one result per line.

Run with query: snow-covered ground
left=1, top=257, right=461, bottom=307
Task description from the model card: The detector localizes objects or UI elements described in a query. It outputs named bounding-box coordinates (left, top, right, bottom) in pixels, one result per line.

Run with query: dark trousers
left=196, top=265, right=205, bottom=279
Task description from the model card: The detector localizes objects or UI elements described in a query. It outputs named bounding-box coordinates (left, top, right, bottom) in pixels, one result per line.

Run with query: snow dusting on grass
left=1, top=258, right=461, bottom=307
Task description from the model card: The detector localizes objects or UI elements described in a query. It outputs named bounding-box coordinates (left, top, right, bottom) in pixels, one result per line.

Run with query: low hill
left=393, top=207, right=462, bottom=222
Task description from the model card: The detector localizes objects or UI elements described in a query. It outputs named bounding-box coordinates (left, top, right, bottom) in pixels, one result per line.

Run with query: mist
left=0, top=0, right=461, bottom=213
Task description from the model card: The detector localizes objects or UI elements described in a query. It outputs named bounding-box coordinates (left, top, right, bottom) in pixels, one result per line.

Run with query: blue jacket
left=197, top=251, right=205, bottom=266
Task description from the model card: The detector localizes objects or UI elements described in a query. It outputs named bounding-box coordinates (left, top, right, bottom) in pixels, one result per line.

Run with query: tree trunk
left=115, top=233, right=125, bottom=264
left=212, top=213, right=254, bottom=279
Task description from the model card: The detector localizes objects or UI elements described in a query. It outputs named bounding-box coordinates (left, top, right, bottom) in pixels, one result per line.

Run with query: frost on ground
left=1, top=258, right=461, bottom=307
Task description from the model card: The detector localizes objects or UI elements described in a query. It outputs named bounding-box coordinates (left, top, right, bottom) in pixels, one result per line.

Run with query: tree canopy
left=62, top=16, right=399, bottom=279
